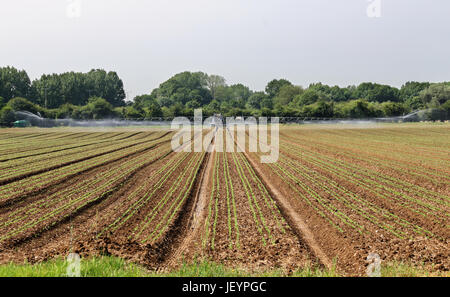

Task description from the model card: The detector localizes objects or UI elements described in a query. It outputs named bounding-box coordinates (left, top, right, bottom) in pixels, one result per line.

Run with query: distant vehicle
left=13, top=120, right=31, bottom=128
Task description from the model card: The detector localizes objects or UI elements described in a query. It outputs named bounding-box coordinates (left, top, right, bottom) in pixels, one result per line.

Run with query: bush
left=124, top=106, right=144, bottom=119
left=0, top=106, right=16, bottom=126
left=85, top=97, right=116, bottom=119
left=55, top=103, right=78, bottom=119
left=7, top=97, right=38, bottom=114
left=381, top=101, right=409, bottom=117
left=334, top=99, right=380, bottom=118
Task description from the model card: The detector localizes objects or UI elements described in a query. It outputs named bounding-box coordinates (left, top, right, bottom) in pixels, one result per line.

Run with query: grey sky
left=1, top=0, right=449, bottom=100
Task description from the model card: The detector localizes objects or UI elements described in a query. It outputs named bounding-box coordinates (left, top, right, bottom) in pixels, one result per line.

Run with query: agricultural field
left=0, top=123, right=448, bottom=276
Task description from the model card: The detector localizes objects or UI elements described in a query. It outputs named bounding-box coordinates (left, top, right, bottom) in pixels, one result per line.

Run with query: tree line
left=1, top=66, right=449, bottom=125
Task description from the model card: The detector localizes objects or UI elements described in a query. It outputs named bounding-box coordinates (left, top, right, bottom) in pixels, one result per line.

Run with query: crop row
left=101, top=130, right=209, bottom=242
left=280, top=129, right=450, bottom=165
left=281, top=140, right=449, bottom=211
left=0, top=142, right=173, bottom=228
left=0, top=133, right=160, bottom=182
left=203, top=148, right=288, bottom=251
left=100, top=151, right=192, bottom=237
left=0, top=132, right=104, bottom=152
left=277, top=153, right=432, bottom=239
left=0, top=132, right=131, bottom=160
left=140, top=152, right=205, bottom=244
left=281, top=132, right=450, bottom=183
left=0, top=132, right=173, bottom=203
left=0, top=142, right=173, bottom=242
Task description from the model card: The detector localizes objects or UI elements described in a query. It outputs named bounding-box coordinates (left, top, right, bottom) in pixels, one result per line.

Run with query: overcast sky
left=1, top=0, right=449, bottom=99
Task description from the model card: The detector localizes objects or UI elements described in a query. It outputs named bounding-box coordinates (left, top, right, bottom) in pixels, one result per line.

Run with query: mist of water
left=14, top=111, right=171, bottom=127
left=12, top=109, right=432, bottom=129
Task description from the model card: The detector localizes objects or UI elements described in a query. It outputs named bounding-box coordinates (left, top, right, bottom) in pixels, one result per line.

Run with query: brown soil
left=0, top=127, right=448, bottom=276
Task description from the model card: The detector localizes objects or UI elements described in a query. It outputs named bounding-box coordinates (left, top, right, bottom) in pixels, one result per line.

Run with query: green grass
left=0, top=256, right=148, bottom=277
left=380, top=262, right=448, bottom=277
left=0, top=256, right=446, bottom=277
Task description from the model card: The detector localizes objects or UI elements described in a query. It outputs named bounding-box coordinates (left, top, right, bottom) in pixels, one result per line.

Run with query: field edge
left=0, top=256, right=448, bottom=277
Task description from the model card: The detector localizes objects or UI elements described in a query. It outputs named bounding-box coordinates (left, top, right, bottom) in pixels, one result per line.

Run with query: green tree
left=419, top=83, right=450, bottom=108
left=247, top=92, right=267, bottom=109
left=265, top=79, right=292, bottom=98
left=260, top=97, right=273, bottom=109
left=133, top=94, right=158, bottom=110
left=205, top=74, right=226, bottom=100
left=310, top=101, right=334, bottom=117
left=7, top=97, right=39, bottom=114
left=273, top=84, right=303, bottom=106
left=400, top=82, right=430, bottom=102
left=440, top=99, right=450, bottom=119
left=404, top=96, right=424, bottom=110
left=0, top=106, right=16, bottom=126
left=336, top=99, right=377, bottom=118
left=146, top=102, right=163, bottom=118
left=55, top=103, right=78, bottom=119
left=32, top=69, right=126, bottom=108
left=294, top=89, right=321, bottom=107
left=353, top=82, right=400, bottom=103
left=32, top=74, right=63, bottom=108
left=85, top=97, right=115, bottom=119
left=124, top=106, right=144, bottom=119
left=156, top=71, right=211, bottom=107
left=0, top=66, right=32, bottom=101
left=186, top=99, right=201, bottom=109
left=85, top=70, right=126, bottom=107
left=381, top=101, right=408, bottom=117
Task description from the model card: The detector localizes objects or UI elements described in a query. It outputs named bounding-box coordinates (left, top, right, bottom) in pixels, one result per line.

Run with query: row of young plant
left=202, top=128, right=290, bottom=251
left=202, top=151, right=243, bottom=251
left=281, top=131, right=450, bottom=183
left=0, top=131, right=99, bottom=146
left=281, top=143, right=437, bottom=218
left=0, top=133, right=160, bottom=181
left=282, top=128, right=450, bottom=165
left=308, top=134, right=450, bottom=182
left=282, top=142, right=448, bottom=220
left=304, top=125, right=450, bottom=150
left=203, top=151, right=221, bottom=250
left=279, top=143, right=444, bottom=233
left=224, top=151, right=240, bottom=250
left=142, top=151, right=206, bottom=244
left=246, top=128, right=440, bottom=238
left=0, top=133, right=173, bottom=203
left=265, top=160, right=343, bottom=233
left=0, top=131, right=73, bottom=143
left=0, top=133, right=132, bottom=164
left=233, top=152, right=272, bottom=246
left=0, top=132, right=147, bottom=159
left=101, top=131, right=209, bottom=243
left=0, top=142, right=173, bottom=228
left=100, top=151, right=191, bottom=237
left=232, top=150, right=290, bottom=247
left=277, top=154, right=429, bottom=239
left=0, top=132, right=123, bottom=158
left=0, top=142, right=173, bottom=242
left=236, top=153, right=287, bottom=234
left=281, top=137, right=449, bottom=208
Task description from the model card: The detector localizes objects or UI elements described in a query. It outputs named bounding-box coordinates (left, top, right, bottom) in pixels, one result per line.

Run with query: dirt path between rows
left=230, top=128, right=333, bottom=270
left=160, top=132, right=216, bottom=270
left=243, top=152, right=333, bottom=269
